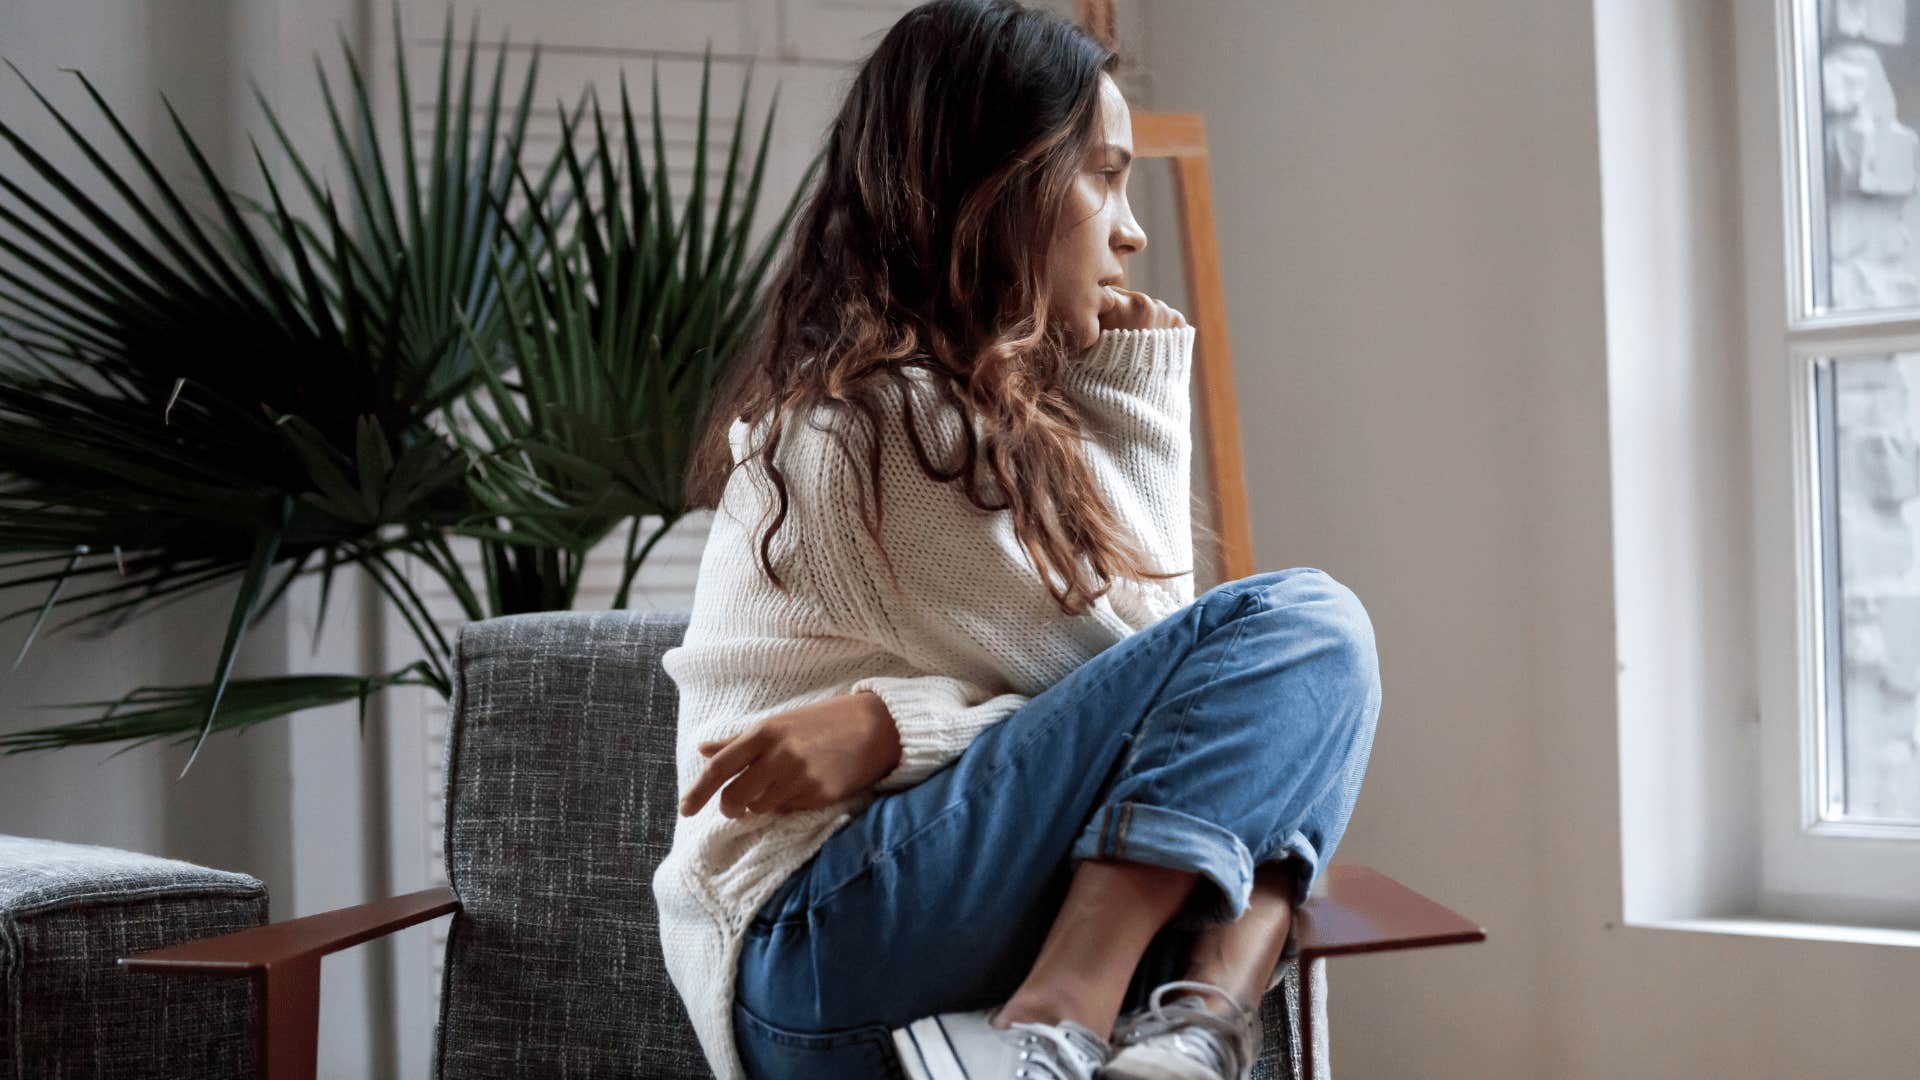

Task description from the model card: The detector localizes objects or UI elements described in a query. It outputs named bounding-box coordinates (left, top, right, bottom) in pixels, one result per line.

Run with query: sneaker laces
left=1109, top=979, right=1259, bottom=1079
left=1004, top=1015, right=1112, bottom=1080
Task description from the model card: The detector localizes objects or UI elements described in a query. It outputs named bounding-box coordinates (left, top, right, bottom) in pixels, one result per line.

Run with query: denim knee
left=1268, top=567, right=1375, bottom=654
left=1213, top=569, right=1379, bottom=678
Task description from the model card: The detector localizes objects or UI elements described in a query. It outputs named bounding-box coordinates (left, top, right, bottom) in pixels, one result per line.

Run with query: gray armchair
left=0, top=834, right=265, bottom=1078
left=118, top=609, right=1482, bottom=1078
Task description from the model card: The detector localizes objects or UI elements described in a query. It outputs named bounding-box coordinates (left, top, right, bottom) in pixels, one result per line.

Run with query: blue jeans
left=731, top=567, right=1383, bottom=1080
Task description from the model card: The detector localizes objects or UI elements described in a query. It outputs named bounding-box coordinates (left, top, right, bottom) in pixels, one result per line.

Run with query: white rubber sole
left=1098, top=1042, right=1230, bottom=1080
left=891, top=1015, right=967, bottom=1080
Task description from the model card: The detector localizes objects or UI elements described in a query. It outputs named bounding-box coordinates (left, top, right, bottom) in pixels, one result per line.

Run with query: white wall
left=1141, top=0, right=1920, bottom=1077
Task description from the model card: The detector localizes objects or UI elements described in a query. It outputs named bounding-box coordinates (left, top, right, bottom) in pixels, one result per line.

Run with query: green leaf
left=354, top=414, right=395, bottom=518
left=8, top=548, right=84, bottom=671
left=0, top=661, right=439, bottom=756
left=176, top=493, right=291, bottom=779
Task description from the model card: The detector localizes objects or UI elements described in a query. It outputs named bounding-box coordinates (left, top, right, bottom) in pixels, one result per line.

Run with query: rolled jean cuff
left=1069, top=801, right=1256, bottom=930
left=1260, top=827, right=1324, bottom=913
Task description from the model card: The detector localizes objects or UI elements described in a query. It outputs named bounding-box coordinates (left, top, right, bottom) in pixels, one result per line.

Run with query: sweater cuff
left=848, top=675, right=1024, bottom=793
left=1065, top=325, right=1196, bottom=402
left=1106, top=572, right=1191, bottom=630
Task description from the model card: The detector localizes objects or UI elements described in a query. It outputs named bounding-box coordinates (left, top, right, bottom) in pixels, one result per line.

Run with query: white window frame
left=1738, top=0, right=1920, bottom=928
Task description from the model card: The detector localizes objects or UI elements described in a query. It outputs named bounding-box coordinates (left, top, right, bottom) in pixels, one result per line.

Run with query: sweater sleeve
left=843, top=673, right=1028, bottom=793
left=1059, top=325, right=1199, bottom=629
left=788, top=392, right=1065, bottom=793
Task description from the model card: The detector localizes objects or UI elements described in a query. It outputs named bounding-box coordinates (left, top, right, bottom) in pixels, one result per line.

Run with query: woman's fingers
left=719, top=754, right=786, bottom=819
left=1098, top=285, right=1145, bottom=329
left=680, top=728, right=766, bottom=815
left=1098, top=285, right=1187, bottom=331
left=744, top=775, right=803, bottom=817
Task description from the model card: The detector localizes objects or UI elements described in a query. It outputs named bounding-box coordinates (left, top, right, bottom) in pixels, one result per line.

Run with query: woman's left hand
left=678, top=690, right=902, bottom=818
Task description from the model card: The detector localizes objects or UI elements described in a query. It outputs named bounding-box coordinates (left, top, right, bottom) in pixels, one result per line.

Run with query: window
left=1740, top=0, right=1920, bottom=926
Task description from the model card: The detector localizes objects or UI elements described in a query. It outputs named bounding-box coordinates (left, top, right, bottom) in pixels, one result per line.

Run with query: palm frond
left=0, top=661, right=440, bottom=756
left=0, top=12, right=541, bottom=767
left=0, top=15, right=820, bottom=764
left=446, top=45, right=823, bottom=610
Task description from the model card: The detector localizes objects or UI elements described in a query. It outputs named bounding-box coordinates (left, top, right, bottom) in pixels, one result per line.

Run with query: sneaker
left=1097, top=980, right=1260, bottom=1080
left=891, top=1004, right=1113, bottom=1080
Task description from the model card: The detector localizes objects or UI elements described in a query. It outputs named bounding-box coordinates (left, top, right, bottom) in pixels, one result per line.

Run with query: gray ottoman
left=0, top=834, right=266, bottom=1079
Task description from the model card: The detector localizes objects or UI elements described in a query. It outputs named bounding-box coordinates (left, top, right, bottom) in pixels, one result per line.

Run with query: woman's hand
left=678, top=690, right=903, bottom=819
left=1098, top=285, right=1188, bottom=331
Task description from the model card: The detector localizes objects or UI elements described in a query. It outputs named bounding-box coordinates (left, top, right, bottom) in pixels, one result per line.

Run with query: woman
left=651, top=2, right=1382, bottom=1078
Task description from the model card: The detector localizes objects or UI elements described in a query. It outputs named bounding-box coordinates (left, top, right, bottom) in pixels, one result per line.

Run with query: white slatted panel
left=395, top=46, right=759, bottom=227
left=779, top=0, right=922, bottom=62
left=399, top=0, right=778, bottom=57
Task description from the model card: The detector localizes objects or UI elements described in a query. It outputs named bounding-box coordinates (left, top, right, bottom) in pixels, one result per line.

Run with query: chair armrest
left=118, top=886, right=460, bottom=1080
left=1289, top=864, right=1485, bottom=1079
left=119, top=885, right=459, bottom=974
left=1294, top=864, right=1485, bottom=960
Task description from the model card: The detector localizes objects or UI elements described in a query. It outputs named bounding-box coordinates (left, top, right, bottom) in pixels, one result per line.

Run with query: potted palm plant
left=0, top=9, right=818, bottom=775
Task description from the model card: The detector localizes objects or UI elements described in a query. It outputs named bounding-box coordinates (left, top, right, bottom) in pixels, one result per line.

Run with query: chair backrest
left=433, top=608, right=709, bottom=1079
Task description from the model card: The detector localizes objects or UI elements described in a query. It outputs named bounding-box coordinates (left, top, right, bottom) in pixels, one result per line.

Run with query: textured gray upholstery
left=0, top=834, right=265, bottom=1080
left=436, top=608, right=1329, bottom=1079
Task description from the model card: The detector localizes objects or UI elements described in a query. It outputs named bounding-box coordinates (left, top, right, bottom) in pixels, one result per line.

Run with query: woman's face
left=1046, top=72, right=1148, bottom=352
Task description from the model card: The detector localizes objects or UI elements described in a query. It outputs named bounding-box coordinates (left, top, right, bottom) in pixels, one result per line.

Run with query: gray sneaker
left=1097, top=980, right=1260, bottom=1080
left=891, top=1005, right=1113, bottom=1080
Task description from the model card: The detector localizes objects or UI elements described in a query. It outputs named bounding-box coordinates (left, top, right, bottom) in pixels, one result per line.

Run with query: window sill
left=1623, top=915, right=1920, bottom=950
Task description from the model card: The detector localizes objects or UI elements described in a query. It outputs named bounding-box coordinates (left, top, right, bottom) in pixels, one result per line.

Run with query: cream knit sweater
left=652, top=324, right=1198, bottom=1079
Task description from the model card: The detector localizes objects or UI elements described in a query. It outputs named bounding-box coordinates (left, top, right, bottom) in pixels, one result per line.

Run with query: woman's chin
left=1049, top=313, right=1101, bottom=351
left=1077, top=318, right=1102, bottom=351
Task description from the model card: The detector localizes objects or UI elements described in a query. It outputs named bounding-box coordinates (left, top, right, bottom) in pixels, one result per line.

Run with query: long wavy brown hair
left=684, top=0, right=1193, bottom=616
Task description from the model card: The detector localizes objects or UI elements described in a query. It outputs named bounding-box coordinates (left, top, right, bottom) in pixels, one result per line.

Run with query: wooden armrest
left=1289, top=864, right=1486, bottom=1078
left=120, top=885, right=458, bottom=974
left=1294, top=864, right=1485, bottom=959
left=119, top=886, right=460, bottom=1080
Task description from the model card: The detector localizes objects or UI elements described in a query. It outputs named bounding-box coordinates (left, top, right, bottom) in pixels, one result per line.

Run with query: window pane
left=1819, top=351, right=1920, bottom=823
left=1806, top=0, right=1920, bottom=315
